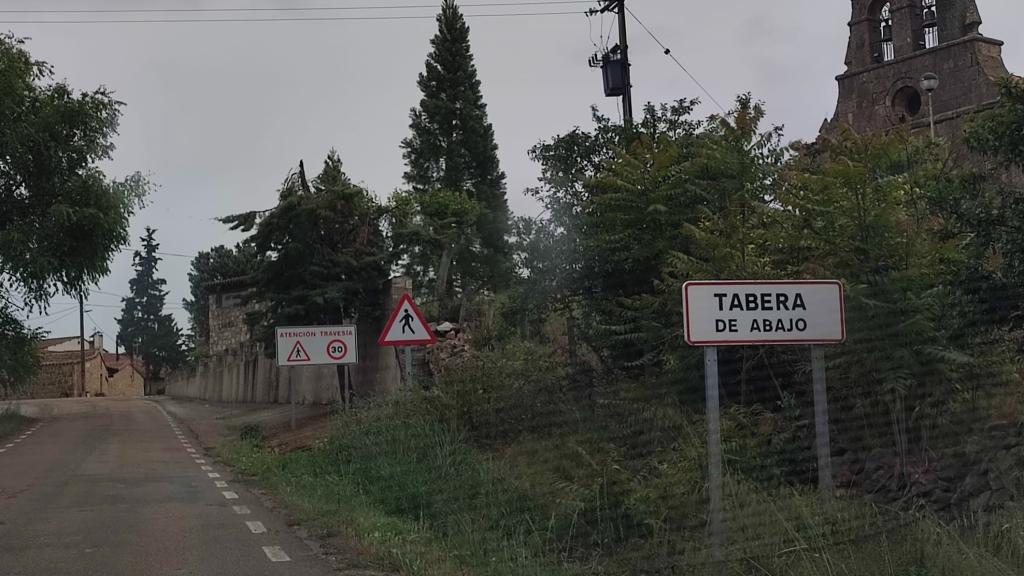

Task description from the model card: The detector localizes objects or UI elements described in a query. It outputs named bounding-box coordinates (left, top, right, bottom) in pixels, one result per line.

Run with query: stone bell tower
left=823, top=0, right=1011, bottom=140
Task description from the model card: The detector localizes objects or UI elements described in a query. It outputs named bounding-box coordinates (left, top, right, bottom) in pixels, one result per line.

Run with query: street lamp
left=920, top=73, right=940, bottom=139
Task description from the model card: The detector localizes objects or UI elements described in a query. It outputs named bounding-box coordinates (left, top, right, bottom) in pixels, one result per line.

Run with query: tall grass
left=0, top=405, right=28, bottom=440
left=219, top=343, right=1024, bottom=576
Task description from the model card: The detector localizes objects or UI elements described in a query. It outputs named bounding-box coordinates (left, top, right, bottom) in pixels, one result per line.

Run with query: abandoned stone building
left=11, top=333, right=145, bottom=399
left=823, top=0, right=1014, bottom=140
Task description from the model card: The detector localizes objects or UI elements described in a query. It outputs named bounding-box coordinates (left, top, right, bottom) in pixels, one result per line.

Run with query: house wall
left=208, top=291, right=259, bottom=354
left=106, top=367, right=145, bottom=398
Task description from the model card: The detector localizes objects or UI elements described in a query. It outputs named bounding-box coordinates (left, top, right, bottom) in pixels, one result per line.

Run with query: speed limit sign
left=275, top=325, right=358, bottom=366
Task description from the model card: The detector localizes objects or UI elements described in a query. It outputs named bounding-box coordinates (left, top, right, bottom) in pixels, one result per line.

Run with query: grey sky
left=11, top=0, right=1024, bottom=346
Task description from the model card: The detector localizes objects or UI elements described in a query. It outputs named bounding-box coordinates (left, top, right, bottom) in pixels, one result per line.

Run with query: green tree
left=400, top=0, right=511, bottom=303
left=966, top=77, right=1024, bottom=168
left=223, top=151, right=389, bottom=356
left=183, top=242, right=260, bottom=355
left=117, top=228, right=185, bottom=390
left=0, top=34, right=147, bottom=392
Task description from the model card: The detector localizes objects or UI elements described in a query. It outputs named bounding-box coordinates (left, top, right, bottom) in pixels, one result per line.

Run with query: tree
left=0, top=34, right=148, bottom=392
left=223, top=151, right=389, bottom=356
left=399, top=0, right=511, bottom=304
left=117, top=228, right=185, bottom=390
left=183, top=243, right=259, bottom=355
left=966, top=77, right=1024, bottom=168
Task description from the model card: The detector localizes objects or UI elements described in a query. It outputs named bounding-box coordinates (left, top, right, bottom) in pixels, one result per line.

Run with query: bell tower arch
left=824, top=0, right=1010, bottom=140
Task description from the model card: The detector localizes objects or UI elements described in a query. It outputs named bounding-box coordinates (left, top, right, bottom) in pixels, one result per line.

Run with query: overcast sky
left=12, top=0, right=1024, bottom=346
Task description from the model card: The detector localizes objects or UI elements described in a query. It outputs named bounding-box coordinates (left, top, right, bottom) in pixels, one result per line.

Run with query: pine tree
left=400, top=0, right=511, bottom=299
left=117, top=227, right=185, bottom=391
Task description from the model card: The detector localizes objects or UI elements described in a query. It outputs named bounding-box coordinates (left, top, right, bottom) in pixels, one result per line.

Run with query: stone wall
left=106, top=367, right=144, bottom=398
left=167, top=278, right=411, bottom=404
left=208, top=291, right=260, bottom=354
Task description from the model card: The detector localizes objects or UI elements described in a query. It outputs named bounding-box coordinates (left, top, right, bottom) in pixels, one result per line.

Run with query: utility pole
left=591, top=0, right=634, bottom=127
left=79, top=292, right=86, bottom=398
left=614, top=0, right=633, bottom=125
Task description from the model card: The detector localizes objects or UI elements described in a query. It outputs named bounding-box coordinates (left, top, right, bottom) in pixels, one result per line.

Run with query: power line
left=0, top=10, right=584, bottom=25
left=35, top=309, right=78, bottom=328
left=624, top=5, right=730, bottom=117
left=25, top=305, right=79, bottom=321
left=0, top=1, right=593, bottom=14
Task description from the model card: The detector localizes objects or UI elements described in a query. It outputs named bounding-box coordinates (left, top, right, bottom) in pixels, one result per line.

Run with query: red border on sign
left=682, top=280, right=846, bottom=346
left=378, top=293, right=438, bottom=346
left=326, top=339, right=349, bottom=361
left=287, top=340, right=312, bottom=363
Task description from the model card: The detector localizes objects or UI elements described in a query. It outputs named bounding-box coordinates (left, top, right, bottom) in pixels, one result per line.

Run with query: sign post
left=379, top=293, right=436, bottom=387
left=683, top=280, right=846, bottom=568
left=811, top=346, right=833, bottom=499
left=276, top=325, right=359, bottom=411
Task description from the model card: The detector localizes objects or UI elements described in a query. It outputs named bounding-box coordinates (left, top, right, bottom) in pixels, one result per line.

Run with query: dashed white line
left=222, top=491, right=239, bottom=500
left=201, top=466, right=213, bottom=471
left=207, top=473, right=221, bottom=478
left=186, top=448, right=196, bottom=453
left=0, top=449, right=6, bottom=453
left=4, top=444, right=13, bottom=448
left=232, top=506, right=251, bottom=515
left=262, top=546, right=291, bottom=562
left=246, top=521, right=267, bottom=534
left=194, top=459, right=206, bottom=464
left=215, top=481, right=229, bottom=488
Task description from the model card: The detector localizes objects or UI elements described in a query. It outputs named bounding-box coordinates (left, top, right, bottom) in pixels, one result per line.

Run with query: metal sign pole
left=705, top=346, right=725, bottom=570
left=342, top=365, right=349, bottom=410
left=290, top=376, right=296, bottom=431
left=812, top=346, right=834, bottom=500
left=404, top=346, right=413, bottom=388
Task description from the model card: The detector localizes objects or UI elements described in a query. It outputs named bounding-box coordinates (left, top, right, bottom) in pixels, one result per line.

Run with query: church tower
left=823, top=0, right=1011, bottom=139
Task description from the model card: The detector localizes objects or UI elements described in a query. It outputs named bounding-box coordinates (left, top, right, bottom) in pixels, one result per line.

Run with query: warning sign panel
left=378, top=293, right=436, bottom=346
left=275, top=325, right=359, bottom=367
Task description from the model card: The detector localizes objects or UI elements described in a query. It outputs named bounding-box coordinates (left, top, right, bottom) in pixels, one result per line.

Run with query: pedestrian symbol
left=287, top=340, right=311, bottom=363
left=379, top=293, right=436, bottom=346
left=401, top=310, right=415, bottom=334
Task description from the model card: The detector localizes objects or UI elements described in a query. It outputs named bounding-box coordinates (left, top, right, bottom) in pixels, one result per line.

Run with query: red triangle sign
left=287, top=340, right=312, bottom=363
left=379, top=293, right=437, bottom=346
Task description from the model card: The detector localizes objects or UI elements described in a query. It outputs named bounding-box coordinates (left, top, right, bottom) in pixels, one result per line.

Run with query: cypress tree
left=401, top=0, right=511, bottom=293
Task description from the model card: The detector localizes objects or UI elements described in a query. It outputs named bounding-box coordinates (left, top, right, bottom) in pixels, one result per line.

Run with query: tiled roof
left=37, top=336, right=78, bottom=350
left=101, top=353, right=145, bottom=375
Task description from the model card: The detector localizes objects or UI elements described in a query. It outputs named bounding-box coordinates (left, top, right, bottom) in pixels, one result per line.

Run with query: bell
left=881, top=23, right=893, bottom=43
left=923, top=7, right=937, bottom=28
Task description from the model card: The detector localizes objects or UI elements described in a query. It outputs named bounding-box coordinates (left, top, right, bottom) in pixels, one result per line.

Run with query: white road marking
left=194, top=459, right=206, bottom=464
left=4, top=444, right=13, bottom=448
left=222, top=491, right=239, bottom=500
left=262, top=546, right=291, bottom=562
left=207, top=473, right=221, bottom=478
left=0, top=449, right=6, bottom=453
left=186, top=448, right=196, bottom=453
left=215, top=481, right=229, bottom=488
left=13, top=439, right=21, bottom=443
left=246, top=521, right=267, bottom=534
left=201, top=465, right=213, bottom=471
left=232, top=506, right=251, bottom=515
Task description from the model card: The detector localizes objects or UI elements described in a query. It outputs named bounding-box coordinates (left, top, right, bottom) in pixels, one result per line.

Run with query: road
left=0, top=398, right=335, bottom=576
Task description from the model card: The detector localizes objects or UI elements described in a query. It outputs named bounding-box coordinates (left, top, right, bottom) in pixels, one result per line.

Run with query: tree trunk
left=435, top=242, right=455, bottom=309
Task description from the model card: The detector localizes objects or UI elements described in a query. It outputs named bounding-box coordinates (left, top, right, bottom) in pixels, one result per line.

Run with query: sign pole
left=344, top=365, right=352, bottom=410
left=404, top=346, right=413, bottom=387
left=811, top=345, right=834, bottom=500
left=704, top=346, right=725, bottom=570
left=290, top=376, right=296, bottom=431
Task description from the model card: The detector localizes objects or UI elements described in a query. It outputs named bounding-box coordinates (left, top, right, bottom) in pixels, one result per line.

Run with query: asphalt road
left=0, top=398, right=335, bottom=576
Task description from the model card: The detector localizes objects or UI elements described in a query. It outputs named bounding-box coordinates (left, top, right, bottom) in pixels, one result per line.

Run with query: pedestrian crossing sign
left=378, top=293, right=436, bottom=346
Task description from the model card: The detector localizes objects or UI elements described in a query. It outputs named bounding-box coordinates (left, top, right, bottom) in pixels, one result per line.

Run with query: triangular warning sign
left=379, top=293, right=437, bottom=346
left=287, top=340, right=312, bottom=363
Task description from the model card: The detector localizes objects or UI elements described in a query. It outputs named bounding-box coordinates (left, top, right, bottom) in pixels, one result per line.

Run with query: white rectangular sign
left=275, top=325, right=359, bottom=366
left=683, top=281, right=845, bottom=346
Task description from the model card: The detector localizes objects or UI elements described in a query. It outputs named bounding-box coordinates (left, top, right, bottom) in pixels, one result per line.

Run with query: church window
left=879, top=3, right=895, bottom=62
left=923, top=0, right=939, bottom=49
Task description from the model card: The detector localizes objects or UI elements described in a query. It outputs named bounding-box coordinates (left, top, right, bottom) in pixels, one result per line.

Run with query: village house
left=14, top=333, right=146, bottom=399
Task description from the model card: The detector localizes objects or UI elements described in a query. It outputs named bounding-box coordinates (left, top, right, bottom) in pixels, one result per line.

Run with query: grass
left=216, top=343, right=1024, bottom=576
left=0, top=405, right=30, bottom=441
